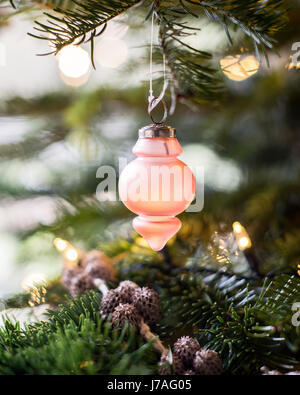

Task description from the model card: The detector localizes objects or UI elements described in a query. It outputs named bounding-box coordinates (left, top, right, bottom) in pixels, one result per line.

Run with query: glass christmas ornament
left=119, top=124, right=196, bottom=251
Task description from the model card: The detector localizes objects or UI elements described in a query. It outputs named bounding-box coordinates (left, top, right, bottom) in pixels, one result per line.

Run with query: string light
left=239, top=236, right=251, bottom=249
left=232, top=221, right=252, bottom=250
left=220, top=55, right=259, bottom=81
left=95, top=38, right=128, bottom=68
left=57, top=44, right=91, bottom=86
left=53, top=238, right=68, bottom=252
left=233, top=222, right=242, bottom=233
left=297, top=264, right=300, bottom=276
left=60, top=72, right=90, bottom=88
left=22, top=273, right=46, bottom=292
left=95, top=15, right=128, bottom=69
left=287, top=60, right=300, bottom=70
left=103, top=14, right=128, bottom=39
left=53, top=238, right=81, bottom=265
left=65, top=248, right=79, bottom=262
left=58, top=44, right=90, bottom=78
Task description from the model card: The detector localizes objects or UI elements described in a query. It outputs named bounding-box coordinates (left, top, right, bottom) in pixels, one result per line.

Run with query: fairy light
left=297, top=264, right=300, bottom=276
left=22, top=273, right=46, bottom=292
left=53, top=238, right=81, bottom=265
left=53, top=238, right=68, bottom=252
left=56, top=44, right=90, bottom=86
left=95, top=38, right=128, bottom=68
left=287, top=60, right=300, bottom=70
left=239, top=236, right=251, bottom=249
left=60, top=72, right=90, bottom=87
left=232, top=221, right=252, bottom=250
left=95, top=15, right=128, bottom=69
left=233, top=222, right=242, bottom=233
left=65, top=248, right=79, bottom=262
left=220, top=55, right=259, bottom=81
left=58, top=44, right=90, bottom=78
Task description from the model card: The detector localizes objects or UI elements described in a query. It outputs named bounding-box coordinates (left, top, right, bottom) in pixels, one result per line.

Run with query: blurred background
left=0, top=0, right=299, bottom=299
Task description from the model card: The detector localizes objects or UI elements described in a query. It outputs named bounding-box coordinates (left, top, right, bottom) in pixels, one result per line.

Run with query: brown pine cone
left=132, top=287, right=160, bottom=325
left=158, top=354, right=171, bottom=375
left=111, top=303, right=141, bottom=329
left=173, top=336, right=201, bottom=367
left=158, top=353, right=186, bottom=375
left=193, top=349, right=223, bottom=375
left=69, top=272, right=94, bottom=297
left=261, top=366, right=282, bottom=375
left=62, top=267, right=82, bottom=288
left=100, top=289, right=127, bottom=319
left=83, top=250, right=116, bottom=282
left=261, top=366, right=300, bottom=375
left=184, top=370, right=196, bottom=375
left=116, top=281, right=139, bottom=303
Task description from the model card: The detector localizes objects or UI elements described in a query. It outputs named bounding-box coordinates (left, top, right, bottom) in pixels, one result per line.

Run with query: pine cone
left=62, top=267, right=82, bottom=288
left=173, top=336, right=201, bottom=367
left=100, top=289, right=126, bottom=319
left=261, top=366, right=282, bottom=375
left=69, top=272, right=94, bottom=297
left=158, top=354, right=171, bottom=375
left=261, top=366, right=300, bottom=376
left=83, top=250, right=116, bottom=282
left=193, top=349, right=223, bottom=375
left=111, top=303, right=141, bottom=329
left=184, top=370, right=196, bottom=375
left=116, top=280, right=139, bottom=303
left=132, top=287, right=160, bottom=325
left=158, top=354, right=185, bottom=375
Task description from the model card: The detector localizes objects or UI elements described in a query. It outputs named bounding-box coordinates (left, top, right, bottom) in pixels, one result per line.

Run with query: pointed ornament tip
left=133, top=216, right=181, bottom=251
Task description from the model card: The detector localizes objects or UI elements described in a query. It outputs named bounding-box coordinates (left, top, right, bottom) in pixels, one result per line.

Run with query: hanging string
left=148, top=11, right=168, bottom=124
left=169, top=83, right=177, bottom=116
left=148, top=11, right=155, bottom=104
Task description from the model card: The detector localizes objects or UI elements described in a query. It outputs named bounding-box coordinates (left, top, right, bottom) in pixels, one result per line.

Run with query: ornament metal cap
left=139, top=124, right=176, bottom=138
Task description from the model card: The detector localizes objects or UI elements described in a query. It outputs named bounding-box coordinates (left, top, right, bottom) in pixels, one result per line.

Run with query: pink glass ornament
left=119, top=124, right=195, bottom=251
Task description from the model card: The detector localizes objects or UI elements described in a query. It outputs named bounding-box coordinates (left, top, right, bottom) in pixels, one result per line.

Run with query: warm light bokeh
left=220, top=55, right=259, bottom=81
left=232, top=221, right=252, bottom=250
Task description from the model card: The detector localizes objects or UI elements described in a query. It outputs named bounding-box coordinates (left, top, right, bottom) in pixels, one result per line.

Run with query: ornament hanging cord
left=148, top=11, right=169, bottom=125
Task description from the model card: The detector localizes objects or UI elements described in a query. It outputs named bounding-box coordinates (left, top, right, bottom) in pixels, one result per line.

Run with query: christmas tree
left=0, top=0, right=299, bottom=376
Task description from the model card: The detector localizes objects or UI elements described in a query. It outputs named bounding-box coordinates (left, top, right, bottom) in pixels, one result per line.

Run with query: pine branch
left=254, top=274, right=300, bottom=325
left=27, top=0, right=142, bottom=65
left=0, top=0, right=34, bottom=22
left=158, top=270, right=299, bottom=373
left=0, top=291, right=159, bottom=374
left=0, top=123, right=69, bottom=161
left=0, top=1, right=67, bottom=18
left=156, top=10, right=223, bottom=103
left=180, top=0, right=288, bottom=64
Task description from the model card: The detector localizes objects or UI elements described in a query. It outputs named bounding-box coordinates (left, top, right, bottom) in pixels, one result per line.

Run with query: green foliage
left=0, top=291, right=159, bottom=374
left=0, top=0, right=299, bottom=377
left=1, top=266, right=299, bottom=375
left=3, top=278, right=70, bottom=309
left=1, top=0, right=288, bottom=103
left=159, top=270, right=300, bottom=374
left=181, top=0, right=287, bottom=63
left=157, top=10, right=222, bottom=102
left=28, top=0, right=141, bottom=66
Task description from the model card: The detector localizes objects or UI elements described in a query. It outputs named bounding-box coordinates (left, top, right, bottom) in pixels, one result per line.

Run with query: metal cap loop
left=148, top=96, right=168, bottom=125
